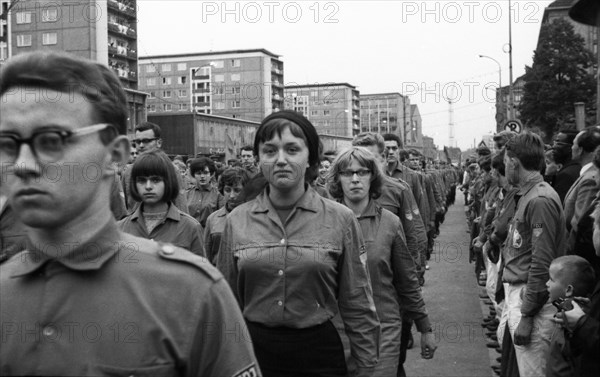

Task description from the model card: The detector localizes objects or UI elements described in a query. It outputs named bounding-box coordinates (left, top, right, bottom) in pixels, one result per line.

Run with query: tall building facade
left=495, top=74, right=525, bottom=132
left=406, top=104, right=423, bottom=150
left=139, top=49, right=284, bottom=123
left=0, top=0, right=11, bottom=62
left=283, top=83, right=360, bottom=137
left=359, top=93, right=410, bottom=145
left=6, top=0, right=146, bottom=132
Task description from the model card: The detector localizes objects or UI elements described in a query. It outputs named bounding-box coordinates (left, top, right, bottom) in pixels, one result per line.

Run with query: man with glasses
left=122, top=122, right=189, bottom=213
left=0, top=51, right=260, bottom=376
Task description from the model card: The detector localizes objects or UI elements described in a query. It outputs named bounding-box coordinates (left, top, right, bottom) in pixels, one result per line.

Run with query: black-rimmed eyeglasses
left=0, top=123, right=112, bottom=164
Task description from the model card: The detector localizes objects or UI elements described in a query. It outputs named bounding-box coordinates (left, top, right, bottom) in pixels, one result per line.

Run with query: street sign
left=504, top=119, right=522, bottom=133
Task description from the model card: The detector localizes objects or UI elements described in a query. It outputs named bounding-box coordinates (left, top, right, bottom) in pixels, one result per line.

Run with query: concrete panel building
left=6, top=0, right=146, bottom=133
left=284, top=83, right=360, bottom=137
left=139, top=49, right=284, bottom=123
left=359, top=93, right=410, bottom=145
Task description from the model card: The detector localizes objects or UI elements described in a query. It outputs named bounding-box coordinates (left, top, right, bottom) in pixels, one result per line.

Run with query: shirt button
left=278, top=270, right=284, bottom=276
left=43, top=326, right=55, bottom=337
left=277, top=300, right=283, bottom=306
left=280, top=239, right=285, bottom=245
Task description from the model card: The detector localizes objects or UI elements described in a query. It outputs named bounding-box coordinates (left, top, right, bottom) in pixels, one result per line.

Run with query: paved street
left=404, top=191, right=494, bottom=377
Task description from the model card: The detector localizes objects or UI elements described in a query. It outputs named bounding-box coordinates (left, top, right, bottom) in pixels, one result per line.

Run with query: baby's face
left=546, top=264, right=568, bottom=302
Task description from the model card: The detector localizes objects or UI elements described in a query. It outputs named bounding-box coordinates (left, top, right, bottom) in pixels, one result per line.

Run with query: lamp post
left=335, top=109, right=349, bottom=136
left=479, top=54, right=506, bottom=128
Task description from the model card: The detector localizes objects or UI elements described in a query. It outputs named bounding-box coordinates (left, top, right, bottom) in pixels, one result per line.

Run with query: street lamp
left=335, top=109, right=349, bottom=136
left=478, top=54, right=502, bottom=90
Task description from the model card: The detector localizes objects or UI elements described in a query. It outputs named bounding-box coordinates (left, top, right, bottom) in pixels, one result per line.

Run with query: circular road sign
left=504, top=120, right=522, bottom=133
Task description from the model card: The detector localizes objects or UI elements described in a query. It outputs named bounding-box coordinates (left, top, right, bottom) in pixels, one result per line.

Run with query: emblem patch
left=532, top=223, right=543, bottom=238
left=412, top=206, right=420, bottom=215
left=405, top=210, right=413, bottom=221
left=512, top=228, right=523, bottom=248
left=234, top=365, right=258, bottom=377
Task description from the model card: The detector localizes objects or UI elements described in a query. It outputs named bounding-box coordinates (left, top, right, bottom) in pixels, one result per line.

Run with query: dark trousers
left=247, top=320, right=347, bottom=377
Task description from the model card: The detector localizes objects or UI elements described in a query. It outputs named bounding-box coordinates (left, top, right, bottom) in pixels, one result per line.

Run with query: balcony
left=193, top=101, right=210, bottom=107
left=107, top=0, right=136, bottom=19
left=271, top=67, right=282, bottom=75
left=193, top=88, right=211, bottom=94
left=108, top=22, right=136, bottom=39
left=193, top=74, right=209, bottom=80
left=272, top=94, right=282, bottom=101
left=271, top=80, right=283, bottom=88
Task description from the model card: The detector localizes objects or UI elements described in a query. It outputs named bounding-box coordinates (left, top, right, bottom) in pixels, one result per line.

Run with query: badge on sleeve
left=405, top=210, right=413, bottom=221
left=512, top=228, right=522, bottom=248
left=233, top=365, right=258, bottom=377
left=412, top=205, right=420, bottom=215
left=532, top=223, right=543, bottom=238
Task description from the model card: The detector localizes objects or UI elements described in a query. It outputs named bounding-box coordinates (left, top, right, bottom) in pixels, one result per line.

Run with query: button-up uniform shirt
left=0, top=221, right=260, bottom=377
left=204, top=206, right=228, bottom=264
left=387, top=164, right=425, bottom=218
left=357, top=200, right=430, bottom=362
left=216, top=186, right=380, bottom=370
left=118, top=203, right=205, bottom=256
left=503, top=175, right=567, bottom=316
left=186, top=186, right=224, bottom=228
left=0, top=201, right=27, bottom=263
left=376, top=177, right=428, bottom=263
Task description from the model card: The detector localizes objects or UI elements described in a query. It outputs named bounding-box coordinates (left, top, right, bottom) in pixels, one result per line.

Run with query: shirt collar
left=130, top=203, right=180, bottom=222
left=10, top=220, right=123, bottom=277
left=357, top=199, right=379, bottom=219
left=580, top=162, right=594, bottom=176
left=517, top=174, right=544, bottom=195
left=251, top=185, right=319, bottom=214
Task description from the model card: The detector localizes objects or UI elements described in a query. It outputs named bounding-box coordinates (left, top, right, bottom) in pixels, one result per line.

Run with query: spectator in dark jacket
left=552, top=129, right=582, bottom=203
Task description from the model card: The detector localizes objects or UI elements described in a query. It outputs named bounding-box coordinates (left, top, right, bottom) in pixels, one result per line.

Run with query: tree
left=519, top=18, right=596, bottom=141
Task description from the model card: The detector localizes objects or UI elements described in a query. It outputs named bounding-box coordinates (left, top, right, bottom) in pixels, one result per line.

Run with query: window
left=311, top=110, right=319, bottom=116
left=215, top=102, right=225, bottom=110
left=163, top=90, right=171, bottom=98
left=146, top=78, right=156, bottom=86
left=16, top=12, right=32, bottom=24
left=162, top=77, right=171, bottom=85
left=163, top=104, right=172, bottom=111
left=231, top=86, right=241, bottom=94
left=148, top=91, right=155, bottom=98
left=231, top=101, right=241, bottom=108
left=179, top=104, right=188, bottom=111
left=214, top=74, right=224, bottom=82
left=311, top=90, right=318, bottom=98
left=177, top=63, right=187, bottom=71
left=178, top=89, right=187, bottom=97
left=323, top=110, right=331, bottom=116
left=42, top=32, right=57, bottom=45
left=231, top=59, right=240, bottom=67
left=214, top=85, right=224, bottom=95
left=16, top=34, right=32, bottom=47
left=42, top=8, right=58, bottom=22
left=178, top=76, right=187, bottom=85
left=148, top=105, right=156, bottom=112
left=162, top=64, right=171, bottom=72
left=212, top=60, right=224, bottom=68
left=146, top=65, right=156, bottom=73
left=230, top=73, right=240, bottom=81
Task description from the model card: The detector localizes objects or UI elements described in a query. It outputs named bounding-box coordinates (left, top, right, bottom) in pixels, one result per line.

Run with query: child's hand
left=562, top=300, right=586, bottom=328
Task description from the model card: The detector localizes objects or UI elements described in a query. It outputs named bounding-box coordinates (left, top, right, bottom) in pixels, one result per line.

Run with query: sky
left=136, top=0, right=552, bottom=150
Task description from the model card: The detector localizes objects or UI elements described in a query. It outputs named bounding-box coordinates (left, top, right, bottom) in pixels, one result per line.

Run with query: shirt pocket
left=94, top=363, right=176, bottom=377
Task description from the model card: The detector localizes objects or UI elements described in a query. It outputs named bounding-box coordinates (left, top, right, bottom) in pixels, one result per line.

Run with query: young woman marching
left=118, top=150, right=205, bottom=256
left=217, top=111, right=380, bottom=377
left=328, top=146, right=437, bottom=376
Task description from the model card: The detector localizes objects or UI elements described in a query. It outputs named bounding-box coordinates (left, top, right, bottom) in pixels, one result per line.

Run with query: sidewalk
left=404, top=191, right=494, bottom=377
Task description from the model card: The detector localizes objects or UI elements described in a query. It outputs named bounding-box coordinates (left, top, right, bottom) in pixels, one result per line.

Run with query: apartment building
left=6, top=0, right=146, bottom=132
left=0, top=0, right=10, bottom=62
left=284, top=83, right=360, bottom=137
left=359, top=93, right=410, bottom=145
left=139, top=49, right=284, bottom=123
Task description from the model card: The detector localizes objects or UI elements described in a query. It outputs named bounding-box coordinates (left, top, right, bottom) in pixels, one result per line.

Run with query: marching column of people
left=464, top=128, right=600, bottom=377
left=0, top=52, right=468, bottom=376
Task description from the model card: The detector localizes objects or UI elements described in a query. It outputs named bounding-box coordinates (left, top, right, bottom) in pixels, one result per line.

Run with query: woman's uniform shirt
left=357, top=200, right=430, bottom=371
left=118, top=203, right=205, bottom=256
left=204, top=206, right=228, bottom=264
left=216, top=186, right=380, bottom=373
left=186, top=186, right=224, bottom=228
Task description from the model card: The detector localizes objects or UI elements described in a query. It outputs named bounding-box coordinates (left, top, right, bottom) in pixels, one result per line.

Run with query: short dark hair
left=407, top=149, right=421, bottom=157
left=492, top=151, right=505, bottom=176
left=0, top=51, right=127, bottom=141
left=553, top=144, right=573, bottom=165
left=493, top=131, right=516, bottom=150
left=552, top=255, right=596, bottom=297
left=218, top=167, right=251, bottom=194
left=130, top=150, right=180, bottom=203
left=240, top=145, right=254, bottom=153
left=556, top=129, right=579, bottom=145
left=382, top=133, right=403, bottom=149
left=505, top=132, right=545, bottom=171
left=352, top=132, right=385, bottom=154
left=593, top=145, right=600, bottom=170
left=190, top=157, right=216, bottom=176
left=477, top=146, right=492, bottom=156
left=576, top=126, right=600, bottom=154
left=135, top=122, right=162, bottom=139
left=478, top=155, right=492, bottom=172
left=398, top=150, right=409, bottom=162
left=327, top=147, right=384, bottom=200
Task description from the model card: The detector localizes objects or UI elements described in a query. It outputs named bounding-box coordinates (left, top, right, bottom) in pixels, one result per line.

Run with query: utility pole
left=508, top=0, right=515, bottom=120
